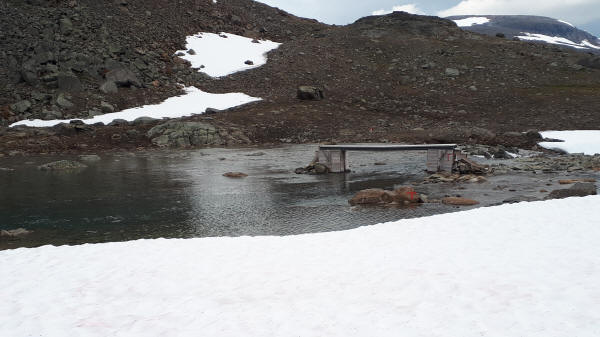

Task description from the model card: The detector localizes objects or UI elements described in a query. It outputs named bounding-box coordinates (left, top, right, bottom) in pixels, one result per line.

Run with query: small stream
left=0, top=144, right=577, bottom=250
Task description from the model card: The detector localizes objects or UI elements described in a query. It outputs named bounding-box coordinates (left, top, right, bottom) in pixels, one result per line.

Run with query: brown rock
left=393, top=186, right=420, bottom=204
left=559, top=179, right=596, bottom=185
left=442, top=197, right=480, bottom=206
left=349, top=189, right=394, bottom=206
left=223, top=172, right=248, bottom=178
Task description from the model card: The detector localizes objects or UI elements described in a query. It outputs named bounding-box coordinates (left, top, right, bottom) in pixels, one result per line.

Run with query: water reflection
left=0, top=145, right=452, bottom=249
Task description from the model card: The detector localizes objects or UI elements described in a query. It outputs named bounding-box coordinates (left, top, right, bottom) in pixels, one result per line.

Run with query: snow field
left=9, top=87, right=261, bottom=128
left=539, top=130, right=600, bottom=155
left=2, top=196, right=600, bottom=337
left=175, top=32, right=281, bottom=77
left=453, top=17, right=490, bottom=27
left=516, top=33, right=600, bottom=50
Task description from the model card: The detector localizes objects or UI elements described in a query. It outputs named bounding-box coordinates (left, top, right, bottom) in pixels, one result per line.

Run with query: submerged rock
left=0, top=228, right=32, bottom=237
left=442, top=197, right=480, bottom=206
left=38, top=160, right=87, bottom=171
left=223, top=172, right=248, bottom=178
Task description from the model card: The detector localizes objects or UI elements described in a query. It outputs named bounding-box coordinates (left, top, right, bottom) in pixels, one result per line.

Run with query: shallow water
left=1, top=144, right=584, bottom=250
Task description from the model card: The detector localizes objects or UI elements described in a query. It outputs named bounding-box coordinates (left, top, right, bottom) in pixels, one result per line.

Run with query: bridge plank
left=318, top=144, right=457, bottom=151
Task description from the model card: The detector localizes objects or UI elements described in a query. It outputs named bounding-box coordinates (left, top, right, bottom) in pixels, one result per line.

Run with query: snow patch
left=539, top=130, right=600, bottom=155
left=9, top=87, right=261, bottom=128
left=372, top=4, right=424, bottom=16
left=176, top=33, right=281, bottom=78
left=557, top=19, right=574, bottom=27
left=2, top=196, right=600, bottom=336
left=453, top=17, right=490, bottom=27
left=516, top=32, right=598, bottom=50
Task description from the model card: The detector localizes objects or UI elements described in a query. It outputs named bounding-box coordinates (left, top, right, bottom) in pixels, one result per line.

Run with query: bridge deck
left=318, top=144, right=457, bottom=151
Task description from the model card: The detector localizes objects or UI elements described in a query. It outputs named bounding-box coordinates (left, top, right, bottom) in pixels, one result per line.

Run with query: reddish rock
left=393, top=186, right=420, bottom=204
left=349, top=189, right=394, bottom=206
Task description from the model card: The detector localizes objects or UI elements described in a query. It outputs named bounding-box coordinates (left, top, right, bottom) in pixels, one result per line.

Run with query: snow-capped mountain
left=447, top=15, right=600, bottom=52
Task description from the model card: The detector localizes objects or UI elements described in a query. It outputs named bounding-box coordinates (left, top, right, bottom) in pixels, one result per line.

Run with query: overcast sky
left=255, top=0, right=600, bottom=36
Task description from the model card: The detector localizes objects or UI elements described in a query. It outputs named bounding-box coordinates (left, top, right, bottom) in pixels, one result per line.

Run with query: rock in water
left=223, top=172, right=248, bottom=178
left=349, top=189, right=395, bottom=206
left=442, top=197, right=480, bottom=206
left=0, top=228, right=32, bottom=237
left=38, top=160, right=87, bottom=171
left=545, top=182, right=597, bottom=200
left=393, top=186, right=421, bottom=204
left=297, top=86, right=324, bottom=100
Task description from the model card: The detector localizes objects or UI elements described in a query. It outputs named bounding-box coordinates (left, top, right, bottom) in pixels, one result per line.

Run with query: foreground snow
left=9, top=87, right=260, bottom=128
left=176, top=33, right=281, bottom=77
left=516, top=33, right=600, bottom=50
left=452, top=17, right=490, bottom=27
left=2, top=196, right=600, bottom=336
left=539, top=130, right=600, bottom=155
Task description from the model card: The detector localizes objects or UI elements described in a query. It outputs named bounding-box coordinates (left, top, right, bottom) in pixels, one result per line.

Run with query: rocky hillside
left=447, top=15, right=600, bottom=52
left=1, top=5, right=600, bottom=154
left=0, top=0, right=324, bottom=125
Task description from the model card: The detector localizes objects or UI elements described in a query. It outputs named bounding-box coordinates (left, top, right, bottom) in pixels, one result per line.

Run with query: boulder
left=147, top=121, right=223, bottom=147
left=297, top=86, right=324, bottom=100
left=57, top=72, right=82, bottom=92
left=132, top=116, right=157, bottom=126
left=56, top=94, right=74, bottom=109
left=393, top=186, right=421, bottom=204
left=545, top=182, right=597, bottom=200
left=349, top=189, right=394, bottom=206
left=100, top=80, right=118, bottom=94
left=223, top=172, right=248, bottom=178
left=100, top=102, right=115, bottom=114
left=10, top=100, right=32, bottom=114
left=442, top=197, right=480, bottom=206
left=105, top=68, right=141, bottom=87
left=470, top=127, right=496, bottom=140
left=455, top=158, right=490, bottom=175
left=38, top=160, right=87, bottom=171
left=445, top=68, right=460, bottom=76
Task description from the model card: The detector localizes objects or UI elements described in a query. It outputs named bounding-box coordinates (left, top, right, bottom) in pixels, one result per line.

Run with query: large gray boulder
left=147, top=121, right=223, bottom=147
left=57, top=72, right=82, bottom=92
left=10, top=100, right=32, bottom=113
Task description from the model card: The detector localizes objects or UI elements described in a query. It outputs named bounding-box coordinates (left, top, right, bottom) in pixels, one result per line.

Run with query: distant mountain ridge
left=447, top=15, right=600, bottom=53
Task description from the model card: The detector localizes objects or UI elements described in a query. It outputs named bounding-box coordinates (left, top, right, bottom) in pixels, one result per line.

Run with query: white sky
left=255, top=0, right=600, bottom=35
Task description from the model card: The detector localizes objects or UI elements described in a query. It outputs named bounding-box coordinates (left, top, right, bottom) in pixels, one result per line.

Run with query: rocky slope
left=447, top=15, right=600, bottom=52
left=1, top=4, right=600, bottom=155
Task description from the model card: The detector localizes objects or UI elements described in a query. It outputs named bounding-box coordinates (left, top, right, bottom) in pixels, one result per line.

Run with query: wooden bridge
left=316, top=144, right=467, bottom=173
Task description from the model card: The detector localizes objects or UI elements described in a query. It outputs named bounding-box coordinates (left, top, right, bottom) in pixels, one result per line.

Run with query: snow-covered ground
left=2, top=196, right=600, bottom=337
left=176, top=33, right=281, bottom=77
left=516, top=33, right=600, bottom=50
left=9, top=87, right=260, bottom=128
left=539, top=130, right=600, bottom=155
left=452, top=17, right=490, bottom=27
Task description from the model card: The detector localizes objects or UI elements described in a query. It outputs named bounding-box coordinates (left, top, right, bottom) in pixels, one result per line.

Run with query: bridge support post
left=317, top=150, right=346, bottom=173
left=426, top=149, right=456, bottom=173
